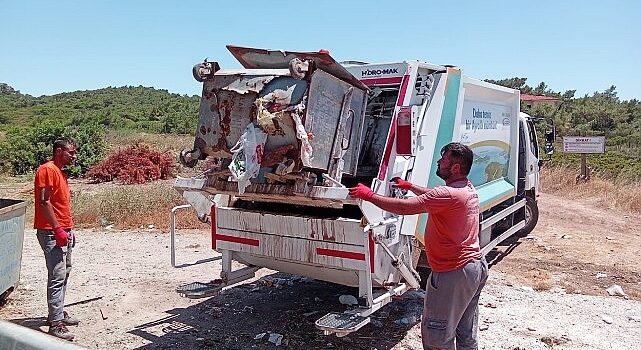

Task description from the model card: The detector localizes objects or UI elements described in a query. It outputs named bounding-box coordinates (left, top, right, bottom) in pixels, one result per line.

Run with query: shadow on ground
left=128, top=272, right=424, bottom=350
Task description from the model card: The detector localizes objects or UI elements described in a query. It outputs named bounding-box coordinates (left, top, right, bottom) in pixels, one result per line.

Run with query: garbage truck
left=172, top=45, right=549, bottom=336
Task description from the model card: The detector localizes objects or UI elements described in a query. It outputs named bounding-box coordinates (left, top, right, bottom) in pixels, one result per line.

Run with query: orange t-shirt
left=416, top=179, right=480, bottom=272
left=34, top=161, right=74, bottom=229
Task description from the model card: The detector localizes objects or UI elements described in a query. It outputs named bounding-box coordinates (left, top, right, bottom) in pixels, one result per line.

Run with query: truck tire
left=518, top=196, right=539, bottom=236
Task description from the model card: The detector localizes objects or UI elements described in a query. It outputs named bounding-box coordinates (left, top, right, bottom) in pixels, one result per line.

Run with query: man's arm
left=349, top=183, right=426, bottom=215
left=368, top=194, right=426, bottom=215
left=38, top=187, right=60, bottom=228
left=391, top=177, right=431, bottom=195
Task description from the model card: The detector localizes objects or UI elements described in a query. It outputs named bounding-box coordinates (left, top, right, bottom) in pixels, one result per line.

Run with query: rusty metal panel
left=216, top=208, right=365, bottom=246
left=216, top=228, right=368, bottom=271
left=305, top=69, right=366, bottom=174
left=226, top=45, right=368, bottom=91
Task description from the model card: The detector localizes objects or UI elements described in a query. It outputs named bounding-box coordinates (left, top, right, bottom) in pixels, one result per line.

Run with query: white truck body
left=173, top=46, right=542, bottom=336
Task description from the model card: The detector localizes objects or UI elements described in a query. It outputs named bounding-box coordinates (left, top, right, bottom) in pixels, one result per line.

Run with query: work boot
left=47, top=311, right=80, bottom=326
left=62, top=311, right=80, bottom=326
left=48, top=321, right=75, bottom=341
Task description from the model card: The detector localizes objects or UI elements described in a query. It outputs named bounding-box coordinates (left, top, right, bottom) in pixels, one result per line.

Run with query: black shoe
left=48, top=321, right=75, bottom=341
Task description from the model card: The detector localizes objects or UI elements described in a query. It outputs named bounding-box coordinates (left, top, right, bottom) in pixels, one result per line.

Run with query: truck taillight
left=396, top=107, right=414, bottom=155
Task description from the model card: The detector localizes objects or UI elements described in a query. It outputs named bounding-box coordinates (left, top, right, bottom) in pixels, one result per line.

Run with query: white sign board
left=563, top=136, right=605, bottom=154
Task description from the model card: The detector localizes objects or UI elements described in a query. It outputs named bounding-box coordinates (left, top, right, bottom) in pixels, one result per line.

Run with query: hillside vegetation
left=0, top=80, right=640, bottom=181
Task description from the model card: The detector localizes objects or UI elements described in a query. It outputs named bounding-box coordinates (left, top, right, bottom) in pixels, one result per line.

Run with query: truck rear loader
left=172, top=45, right=548, bottom=336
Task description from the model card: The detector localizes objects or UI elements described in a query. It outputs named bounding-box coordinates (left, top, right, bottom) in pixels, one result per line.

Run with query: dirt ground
left=1, top=191, right=640, bottom=349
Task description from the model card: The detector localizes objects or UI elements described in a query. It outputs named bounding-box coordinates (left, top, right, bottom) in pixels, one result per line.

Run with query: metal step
left=176, top=280, right=224, bottom=299
left=315, top=312, right=370, bottom=337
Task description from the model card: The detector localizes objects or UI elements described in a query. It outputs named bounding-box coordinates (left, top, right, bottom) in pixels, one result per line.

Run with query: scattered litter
left=484, top=303, right=498, bottom=308
left=268, top=332, right=283, bottom=346
left=303, top=311, right=319, bottom=317
left=479, top=325, right=489, bottom=331
left=561, top=234, right=571, bottom=239
left=403, top=290, right=426, bottom=300
left=527, top=326, right=537, bottom=331
left=148, top=224, right=155, bottom=229
left=596, top=272, right=607, bottom=279
left=314, top=297, right=323, bottom=302
left=601, top=315, right=614, bottom=324
left=105, top=225, right=114, bottom=230
left=339, top=295, right=358, bottom=306
left=196, top=337, right=204, bottom=341
left=394, top=316, right=418, bottom=326
left=605, top=236, right=614, bottom=240
left=606, top=284, right=629, bottom=299
left=254, top=332, right=267, bottom=340
left=628, top=315, right=641, bottom=322
left=520, top=286, right=535, bottom=292
left=100, top=308, right=108, bottom=320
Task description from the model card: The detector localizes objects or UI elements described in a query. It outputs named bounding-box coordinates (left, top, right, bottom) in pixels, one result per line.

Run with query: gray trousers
left=36, top=229, right=74, bottom=323
left=422, top=258, right=488, bottom=350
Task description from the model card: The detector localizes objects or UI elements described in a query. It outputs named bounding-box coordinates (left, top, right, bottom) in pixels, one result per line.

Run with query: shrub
left=86, top=144, right=174, bottom=184
left=0, top=120, right=105, bottom=176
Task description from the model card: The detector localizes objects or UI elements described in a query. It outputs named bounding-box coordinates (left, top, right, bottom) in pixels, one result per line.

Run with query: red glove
left=391, top=177, right=412, bottom=190
left=349, top=183, right=375, bottom=201
left=53, top=226, right=69, bottom=247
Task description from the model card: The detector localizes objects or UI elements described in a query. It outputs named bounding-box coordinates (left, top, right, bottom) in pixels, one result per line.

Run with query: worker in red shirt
left=34, top=137, right=80, bottom=341
left=349, top=142, right=488, bottom=350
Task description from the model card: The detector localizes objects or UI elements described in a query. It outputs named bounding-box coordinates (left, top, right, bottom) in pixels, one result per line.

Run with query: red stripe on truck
left=377, top=74, right=410, bottom=180
left=316, top=248, right=365, bottom=261
left=360, top=77, right=403, bottom=86
left=216, top=234, right=260, bottom=246
left=211, top=204, right=217, bottom=250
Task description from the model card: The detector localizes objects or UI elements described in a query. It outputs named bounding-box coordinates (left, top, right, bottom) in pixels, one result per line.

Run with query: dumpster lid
left=226, top=45, right=368, bottom=91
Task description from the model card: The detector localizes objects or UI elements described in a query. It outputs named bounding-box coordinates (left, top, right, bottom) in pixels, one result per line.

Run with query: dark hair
left=440, top=142, right=473, bottom=175
left=53, top=137, right=76, bottom=153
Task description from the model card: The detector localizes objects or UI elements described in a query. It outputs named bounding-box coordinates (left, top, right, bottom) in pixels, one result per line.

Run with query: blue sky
left=2, top=1, right=639, bottom=100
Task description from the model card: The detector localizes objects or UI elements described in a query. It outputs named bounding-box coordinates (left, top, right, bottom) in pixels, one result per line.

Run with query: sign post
left=562, top=136, right=605, bottom=183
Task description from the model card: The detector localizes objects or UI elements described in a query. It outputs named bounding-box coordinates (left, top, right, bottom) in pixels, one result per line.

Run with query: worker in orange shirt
left=350, top=142, right=488, bottom=350
left=34, top=137, right=80, bottom=341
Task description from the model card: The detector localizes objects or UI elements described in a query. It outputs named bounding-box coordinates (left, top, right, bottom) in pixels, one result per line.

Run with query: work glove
left=349, top=183, right=375, bottom=201
left=53, top=226, right=69, bottom=247
left=390, top=177, right=412, bottom=190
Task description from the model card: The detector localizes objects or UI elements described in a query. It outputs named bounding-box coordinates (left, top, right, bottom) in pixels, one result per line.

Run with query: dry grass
left=72, top=181, right=207, bottom=230
left=541, top=165, right=641, bottom=214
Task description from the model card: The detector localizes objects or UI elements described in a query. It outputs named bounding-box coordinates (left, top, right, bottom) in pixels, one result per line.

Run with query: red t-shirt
left=416, top=179, right=480, bottom=272
left=34, top=161, right=74, bottom=229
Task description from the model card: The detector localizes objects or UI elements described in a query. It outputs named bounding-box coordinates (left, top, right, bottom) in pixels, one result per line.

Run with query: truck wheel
left=518, top=196, right=539, bottom=236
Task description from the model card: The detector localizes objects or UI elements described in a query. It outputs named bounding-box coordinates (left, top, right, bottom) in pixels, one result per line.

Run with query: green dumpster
left=0, top=199, right=27, bottom=305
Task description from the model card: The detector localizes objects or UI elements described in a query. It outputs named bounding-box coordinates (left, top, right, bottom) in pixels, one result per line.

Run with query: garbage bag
left=228, top=123, right=268, bottom=194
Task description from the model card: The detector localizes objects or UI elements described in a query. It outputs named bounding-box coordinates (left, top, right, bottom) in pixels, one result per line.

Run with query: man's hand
left=53, top=226, right=69, bottom=247
left=349, top=183, right=375, bottom=201
left=390, top=177, right=412, bottom=190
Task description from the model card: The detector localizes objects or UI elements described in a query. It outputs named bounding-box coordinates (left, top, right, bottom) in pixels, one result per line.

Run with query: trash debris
left=561, top=234, right=571, bottom=239
left=339, top=294, right=358, bottom=306
left=596, top=272, right=607, bottom=279
left=606, top=284, right=629, bottom=298
left=148, top=224, right=155, bottom=229
left=520, top=286, right=535, bottom=292
left=314, top=297, right=323, bottom=302
left=605, top=236, right=614, bottom=240
left=303, top=311, right=319, bottom=317
left=479, top=325, right=489, bottom=331
left=394, top=316, right=418, bottom=326
left=527, top=326, right=537, bottom=331
left=105, top=225, right=114, bottom=230
left=228, top=123, right=268, bottom=194
left=601, top=315, right=614, bottom=324
left=268, top=332, right=283, bottom=346
left=254, top=332, right=267, bottom=340
left=484, top=302, right=498, bottom=308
